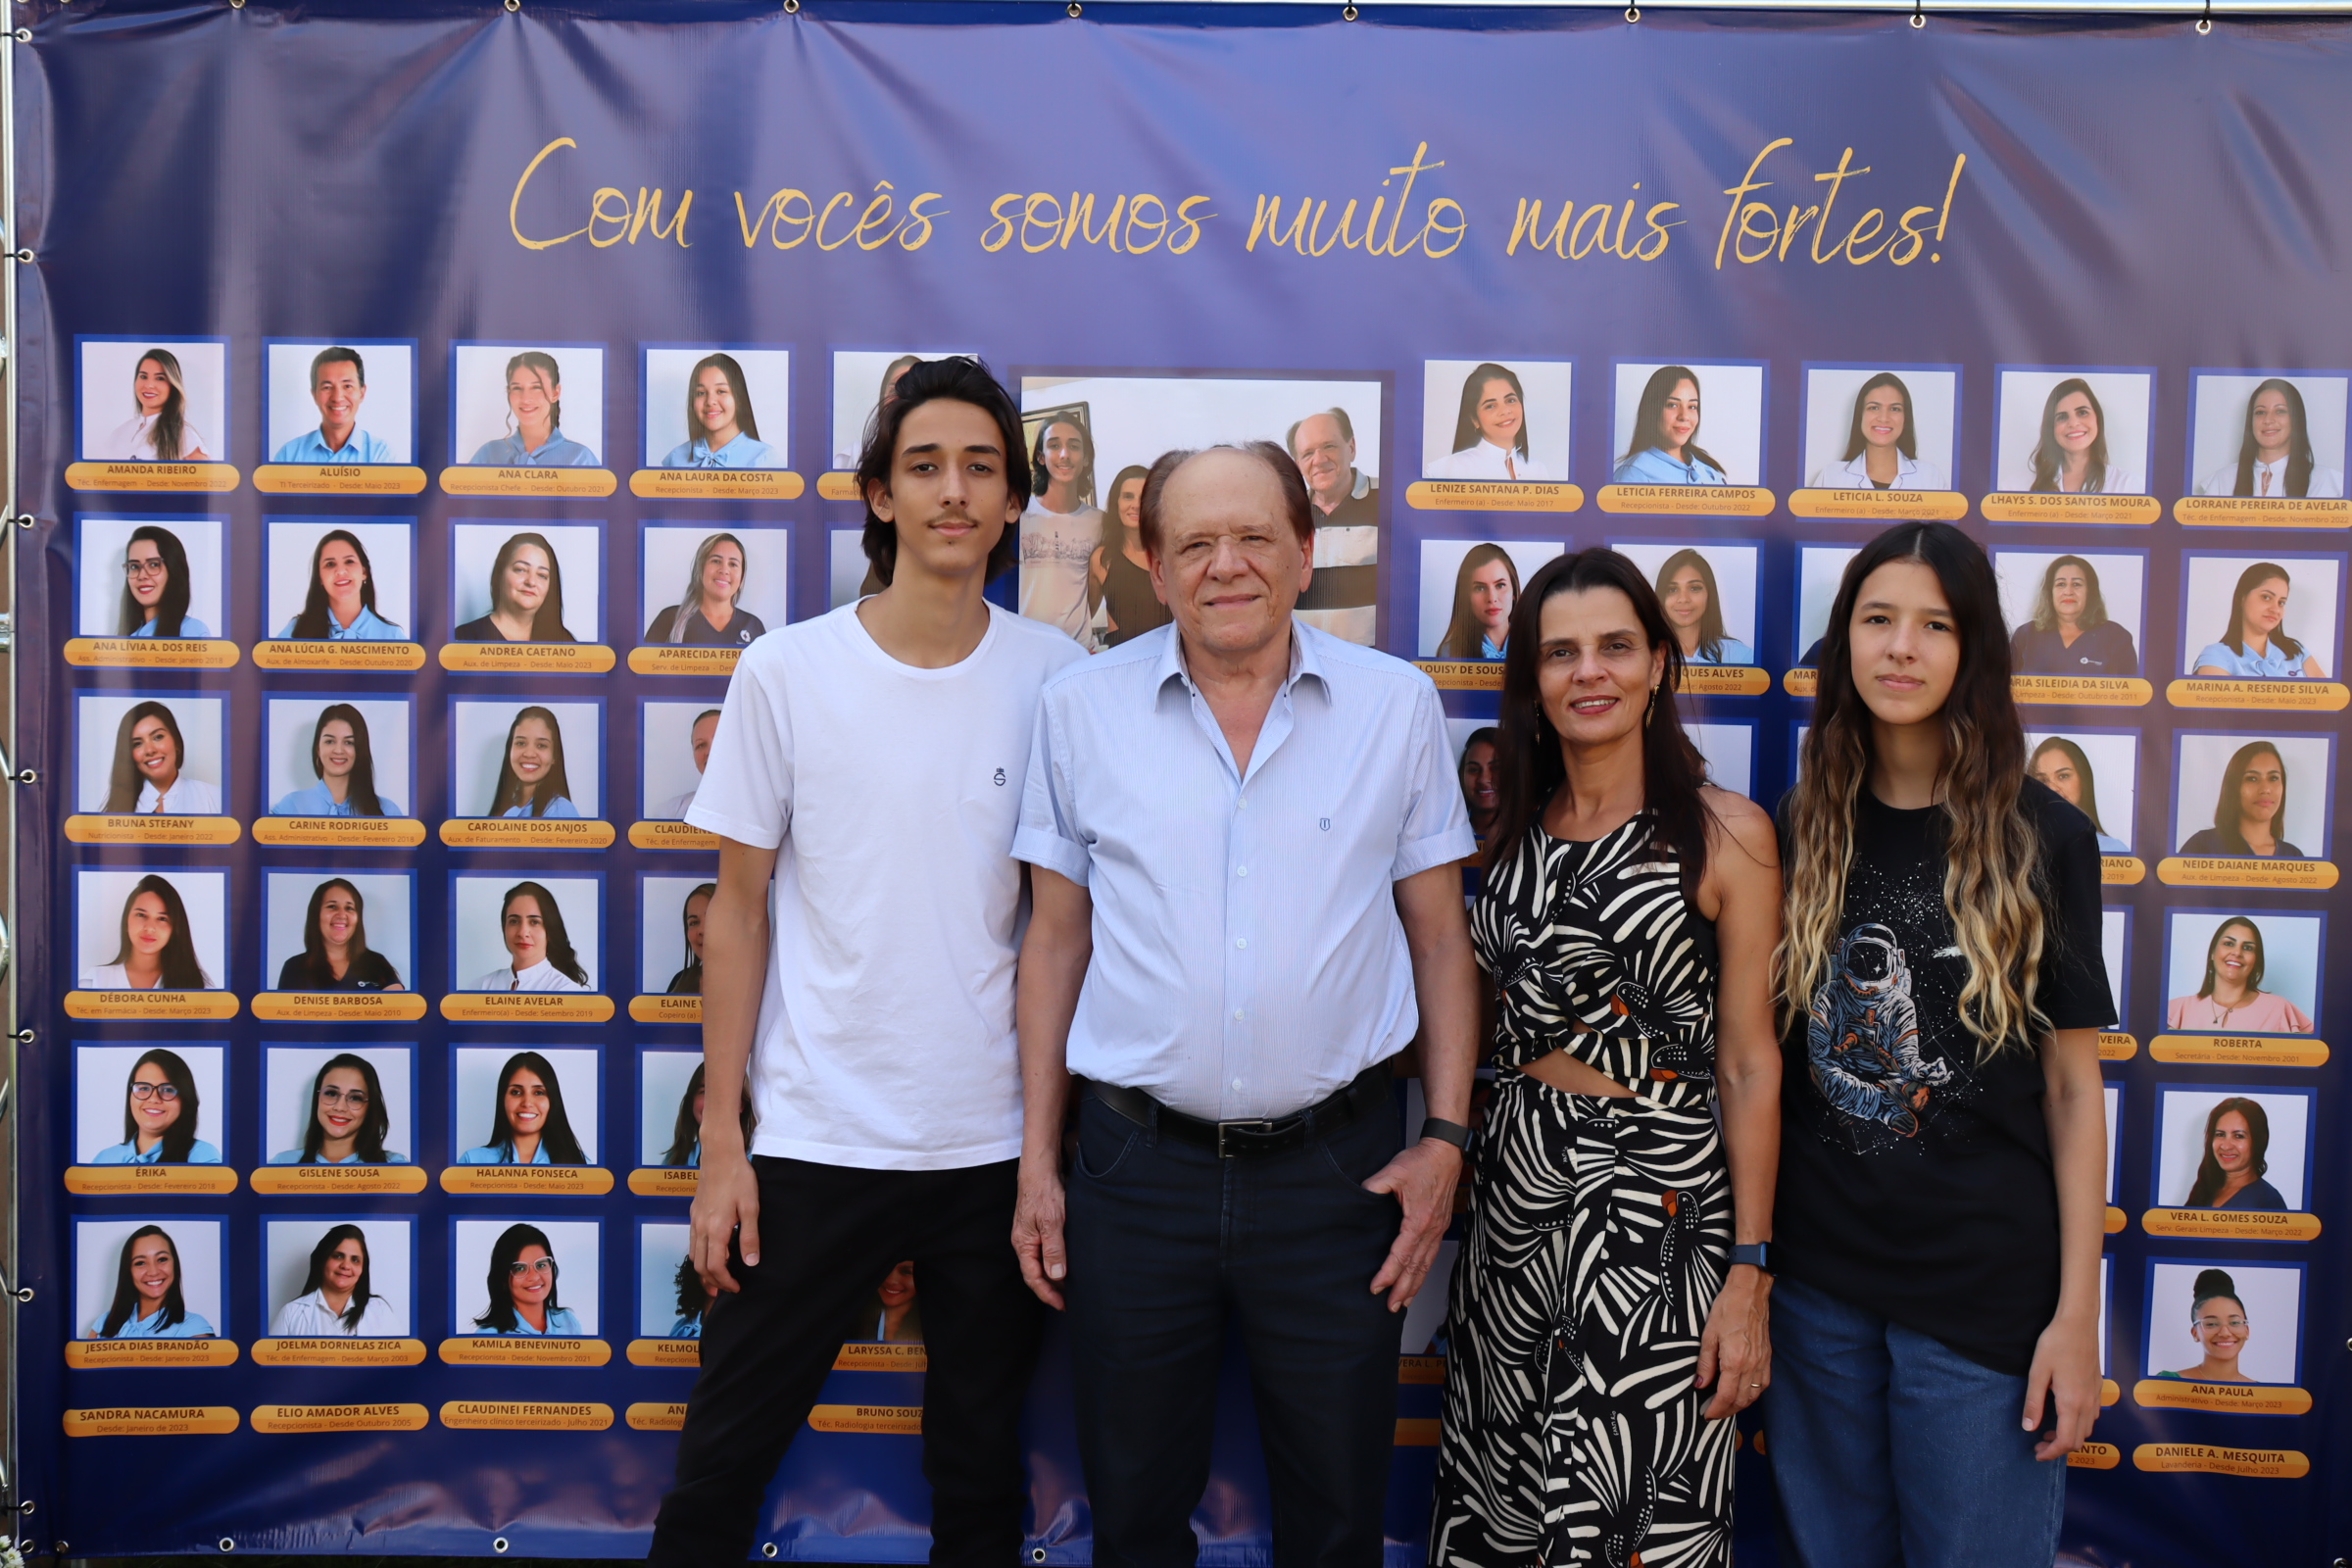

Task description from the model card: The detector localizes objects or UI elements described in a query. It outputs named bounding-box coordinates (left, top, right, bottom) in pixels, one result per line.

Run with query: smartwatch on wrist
left=1731, top=1243, right=1770, bottom=1272
left=1418, top=1117, right=1471, bottom=1152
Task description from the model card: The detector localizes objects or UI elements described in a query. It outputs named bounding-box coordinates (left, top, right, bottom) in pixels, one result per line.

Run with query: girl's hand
left=1696, top=1264, right=1772, bottom=1420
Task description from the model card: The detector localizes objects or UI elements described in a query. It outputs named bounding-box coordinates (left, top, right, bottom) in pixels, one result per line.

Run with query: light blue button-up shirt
left=2190, top=640, right=2318, bottom=679
left=91, top=1138, right=221, bottom=1165
left=272, top=427, right=396, bottom=465
left=1015, top=619, right=1474, bottom=1122
left=89, top=1308, right=216, bottom=1340
left=660, top=433, right=777, bottom=469
left=270, top=781, right=406, bottom=817
left=1612, top=447, right=1729, bottom=486
left=468, top=428, right=600, bottom=467
left=269, top=1148, right=412, bottom=1165
left=458, top=1142, right=558, bottom=1165
left=275, top=604, right=406, bottom=641
left=472, top=1305, right=582, bottom=1337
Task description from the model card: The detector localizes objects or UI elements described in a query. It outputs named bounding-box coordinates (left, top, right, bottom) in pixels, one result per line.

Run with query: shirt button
left=1231, top=1078, right=1245, bottom=1091
left=1236, top=938, right=1249, bottom=950
left=1235, top=865, right=1249, bottom=877
left=1233, top=1008, right=1245, bottom=1021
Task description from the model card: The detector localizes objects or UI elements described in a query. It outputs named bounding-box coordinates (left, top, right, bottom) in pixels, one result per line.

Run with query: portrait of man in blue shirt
left=271, top=346, right=395, bottom=465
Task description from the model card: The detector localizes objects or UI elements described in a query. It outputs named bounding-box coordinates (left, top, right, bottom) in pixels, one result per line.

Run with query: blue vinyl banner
left=13, top=1, right=2351, bottom=1562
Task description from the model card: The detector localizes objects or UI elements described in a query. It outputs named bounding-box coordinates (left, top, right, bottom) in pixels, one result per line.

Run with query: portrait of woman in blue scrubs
left=467, top=351, right=598, bottom=466
left=277, top=529, right=405, bottom=641
left=88, top=1224, right=215, bottom=1339
left=118, top=524, right=211, bottom=639
left=459, top=1051, right=589, bottom=1166
left=660, top=353, right=775, bottom=468
left=1653, top=548, right=1755, bottom=666
left=270, top=1053, right=410, bottom=1166
left=90, top=1047, right=220, bottom=1165
left=271, top=704, right=404, bottom=818
left=2191, top=563, right=2328, bottom=680
left=471, top=1222, right=583, bottom=1336
left=483, top=706, right=581, bottom=820
left=1612, top=365, right=1728, bottom=485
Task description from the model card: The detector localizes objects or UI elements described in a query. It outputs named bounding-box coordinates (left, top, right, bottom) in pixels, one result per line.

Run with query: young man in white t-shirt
left=649, top=358, right=1084, bottom=1566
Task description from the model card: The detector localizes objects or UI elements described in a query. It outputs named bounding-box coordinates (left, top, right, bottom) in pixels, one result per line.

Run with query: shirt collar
left=1155, top=617, right=1323, bottom=699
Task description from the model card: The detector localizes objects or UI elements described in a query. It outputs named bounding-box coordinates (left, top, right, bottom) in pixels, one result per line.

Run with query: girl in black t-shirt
left=1769, top=522, right=2113, bottom=1565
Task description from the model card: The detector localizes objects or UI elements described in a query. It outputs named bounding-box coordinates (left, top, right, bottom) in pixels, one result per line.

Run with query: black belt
left=1082, top=1063, right=1393, bottom=1158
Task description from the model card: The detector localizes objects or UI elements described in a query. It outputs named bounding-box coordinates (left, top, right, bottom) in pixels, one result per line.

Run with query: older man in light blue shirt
left=271, top=347, right=396, bottom=464
left=1012, top=441, right=1479, bottom=1568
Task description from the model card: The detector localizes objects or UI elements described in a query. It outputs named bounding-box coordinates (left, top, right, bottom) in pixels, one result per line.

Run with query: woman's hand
left=1696, top=1263, right=1771, bottom=1419
left=2024, top=1308, right=2101, bottom=1459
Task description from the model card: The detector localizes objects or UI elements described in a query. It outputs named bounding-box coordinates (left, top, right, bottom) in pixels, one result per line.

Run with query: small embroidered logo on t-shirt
left=994, top=768, right=1006, bottom=787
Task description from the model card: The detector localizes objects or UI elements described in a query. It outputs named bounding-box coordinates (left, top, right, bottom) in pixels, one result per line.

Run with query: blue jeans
left=1064, top=1087, right=1404, bottom=1568
left=1765, top=1277, right=2065, bottom=1568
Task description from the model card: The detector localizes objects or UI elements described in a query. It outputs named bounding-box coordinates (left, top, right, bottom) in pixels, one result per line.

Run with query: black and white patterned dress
left=1431, top=813, right=1736, bottom=1568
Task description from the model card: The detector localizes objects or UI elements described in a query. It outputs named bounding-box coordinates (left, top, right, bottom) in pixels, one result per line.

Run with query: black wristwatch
left=1418, top=1116, right=1471, bottom=1152
left=1731, top=1243, right=1770, bottom=1272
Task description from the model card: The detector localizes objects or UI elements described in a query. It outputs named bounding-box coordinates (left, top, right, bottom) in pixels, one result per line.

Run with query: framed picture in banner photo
left=1018, top=370, right=1386, bottom=651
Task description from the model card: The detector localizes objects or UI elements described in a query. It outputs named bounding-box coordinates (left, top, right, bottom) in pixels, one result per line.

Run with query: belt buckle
left=1215, top=1119, right=1277, bottom=1158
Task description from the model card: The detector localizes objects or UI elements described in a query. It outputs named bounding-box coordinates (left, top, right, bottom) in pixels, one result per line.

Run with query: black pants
left=648, top=1155, right=1045, bottom=1567
left=1065, top=1090, right=1405, bottom=1568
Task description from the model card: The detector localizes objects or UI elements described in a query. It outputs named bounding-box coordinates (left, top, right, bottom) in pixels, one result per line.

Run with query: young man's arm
left=1010, top=864, right=1093, bottom=1309
left=690, top=836, right=779, bottom=1297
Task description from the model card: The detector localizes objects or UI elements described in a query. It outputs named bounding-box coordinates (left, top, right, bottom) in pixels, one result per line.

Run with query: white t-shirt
left=471, top=957, right=589, bottom=993
left=689, top=601, right=1085, bottom=1170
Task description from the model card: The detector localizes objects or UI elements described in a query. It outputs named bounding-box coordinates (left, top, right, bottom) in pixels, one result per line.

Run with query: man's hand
left=1695, top=1265, right=1771, bottom=1419
left=1011, top=1155, right=1070, bottom=1309
left=1364, top=1138, right=1463, bottom=1310
left=690, top=1144, right=760, bottom=1298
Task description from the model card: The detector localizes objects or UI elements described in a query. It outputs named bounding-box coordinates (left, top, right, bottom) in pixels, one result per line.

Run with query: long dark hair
left=2211, top=741, right=2288, bottom=855
left=309, top=703, right=387, bottom=817
left=119, top=524, right=193, bottom=637
left=2195, top=917, right=2267, bottom=999
left=293, top=878, right=399, bottom=990
left=101, top=1224, right=187, bottom=1337
left=487, top=532, right=574, bottom=644
left=2185, top=1097, right=2273, bottom=1208
left=685, top=353, right=760, bottom=443
left=481, top=1050, right=587, bottom=1164
left=1620, top=365, right=1722, bottom=476
left=106, top=873, right=211, bottom=989
left=298, top=1223, right=376, bottom=1331
left=1029, top=410, right=1097, bottom=510
left=2233, top=377, right=2314, bottom=499
left=1841, top=371, right=1920, bottom=463
left=289, top=529, right=385, bottom=640
left=501, top=881, right=589, bottom=986
left=134, top=349, right=192, bottom=462
left=663, top=1062, right=707, bottom=1168
left=1437, top=544, right=1520, bottom=661
left=489, top=706, right=575, bottom=818
left=301, top=1052, right=393, bottom=1165
left=121, top=1047, right=201, bottom=1162
left=858, top=357, right=1027, bottom=586
left=103, top=700, right=187, bottom=813
left=2031, top=556, right=2111, bottom=633
left=474, top=1221, right=563, bottom=1333
left=2028, top=737, right=2110, bottom=838
left=2029, top=377, right=2112, bottom=493
left=1489, top=550, right=1711, bottom=897
left=2219, top=563, right=2305, bottom=660
left=1654, top=547, right=1731, bottom=663
left=674, top=1254, right=709, bottom=1323
left=1451, top=363, right=1529, bottom=458
left=669, top=881, right=713, bottom=997
left=1779, top=522, right=2045, bottom=1056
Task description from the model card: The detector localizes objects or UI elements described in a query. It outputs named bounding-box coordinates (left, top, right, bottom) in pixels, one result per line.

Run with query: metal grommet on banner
left=784, top=0, right=800, bottom=11
left=1342, top=3, right=1357, bottom=18
left=12, top=250, right=31, bottom=264
left=10, top=1028, right=30, bottom=1044
left=1623, top=6, right=1639, bottom=21
left=762, top=1547, right=779, bottom=1560
left=12, top=514, right=31, bottom=528
left=228, top=0, right=244, bottom=9
left=10, top=28, right=28, bottom=41
left=1066, top=2, right=1081, bottom=14
left=17, top=1500, right=31, bottom=1515
left=493, top=1539, right=511, bottom=1555
left=218, top=1539, right=235, bottom=1552
left=1909, top=0, right=1925, bottom=26
left=2196, top=0, right=2212, bottom=29
left=1031, top=1550, right=1048, bottom=1564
